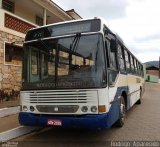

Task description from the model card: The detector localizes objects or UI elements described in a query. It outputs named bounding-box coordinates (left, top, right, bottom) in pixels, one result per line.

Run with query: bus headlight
left=91, top=106, right=97, bottom=112
left=23, top=106, right=28, bottom=111
left=81, top=106, right=88, bottom=112
left=30, top=106, right=35, bottom=112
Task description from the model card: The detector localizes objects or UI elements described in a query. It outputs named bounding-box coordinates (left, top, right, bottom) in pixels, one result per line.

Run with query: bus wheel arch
left=121, top=91, right=128, bottom=110
left=115, top=94, right=126, bottom=128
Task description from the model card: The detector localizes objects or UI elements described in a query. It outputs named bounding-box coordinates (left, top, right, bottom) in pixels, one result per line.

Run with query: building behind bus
left=0, top=0, right=81, bottom=101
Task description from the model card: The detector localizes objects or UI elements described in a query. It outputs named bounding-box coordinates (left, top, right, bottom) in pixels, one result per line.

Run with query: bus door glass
left=104, top=36, right=118, bottom=103
left=30, top=48, right=40, bottom=82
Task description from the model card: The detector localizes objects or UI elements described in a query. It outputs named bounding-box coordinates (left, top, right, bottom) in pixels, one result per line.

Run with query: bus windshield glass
left=23, top=34, right=106, bottom=90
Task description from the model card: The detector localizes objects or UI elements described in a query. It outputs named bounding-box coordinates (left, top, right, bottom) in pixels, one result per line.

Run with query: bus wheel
left=115, top=96, right=126, bottom=127
left=136, top=89, right=142, bottom=104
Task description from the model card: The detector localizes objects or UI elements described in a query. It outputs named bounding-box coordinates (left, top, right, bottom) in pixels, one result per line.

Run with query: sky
left=53, top=0, right=160, bottom=62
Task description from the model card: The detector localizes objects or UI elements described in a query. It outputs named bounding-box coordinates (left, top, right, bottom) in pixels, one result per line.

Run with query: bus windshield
left=23, top=34, right=106, bottom=90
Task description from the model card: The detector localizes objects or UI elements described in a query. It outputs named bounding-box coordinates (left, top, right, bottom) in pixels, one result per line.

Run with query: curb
left=0, top=126, right=41, bottom=142
left=0, top=106, right=20, bottom=118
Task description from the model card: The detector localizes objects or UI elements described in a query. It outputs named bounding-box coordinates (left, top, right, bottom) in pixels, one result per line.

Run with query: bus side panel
left=127, top=74, right=141, bottom=108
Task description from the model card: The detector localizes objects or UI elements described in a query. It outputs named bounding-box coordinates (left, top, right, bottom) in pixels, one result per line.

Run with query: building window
left=5, top=43, right=22, bottom=66
left=36, top=16, right=43, bottom=26
left=2, top=0, right=15, bottom=13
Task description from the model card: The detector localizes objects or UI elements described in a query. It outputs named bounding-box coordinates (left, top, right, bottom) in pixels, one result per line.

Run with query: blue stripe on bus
left=106, top=86, right=128, bottom=127
left=19, top=86, right=128, bottom=129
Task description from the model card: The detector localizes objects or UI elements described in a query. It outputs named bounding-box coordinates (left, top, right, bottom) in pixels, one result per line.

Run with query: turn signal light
left=98, top=105, right=106, bottom=112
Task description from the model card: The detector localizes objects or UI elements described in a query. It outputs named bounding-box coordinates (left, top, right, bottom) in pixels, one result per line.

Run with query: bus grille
left=22, top=90, right=98, bottom=104
left=36, top=105, right=79, bottom=113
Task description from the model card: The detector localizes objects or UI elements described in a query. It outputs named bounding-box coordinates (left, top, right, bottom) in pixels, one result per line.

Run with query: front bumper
left=19, top=112, right=110, bottom=129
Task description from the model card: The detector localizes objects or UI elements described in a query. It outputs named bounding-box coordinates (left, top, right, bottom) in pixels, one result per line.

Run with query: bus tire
left=115, top=96, right=126, bottom=127
left=136, top=89, right=142, bottom=104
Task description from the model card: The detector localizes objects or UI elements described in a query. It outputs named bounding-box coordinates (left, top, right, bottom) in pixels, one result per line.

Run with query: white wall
left=15, top=2, right=36, bottom=24
left=14, top=0, right=44, bottom=24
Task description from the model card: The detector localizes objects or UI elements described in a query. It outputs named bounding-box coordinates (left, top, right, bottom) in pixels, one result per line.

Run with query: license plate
left=47, top=119, right=62, bottom=126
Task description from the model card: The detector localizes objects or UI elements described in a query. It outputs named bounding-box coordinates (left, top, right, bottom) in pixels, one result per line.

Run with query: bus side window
left=107, top=39, right=119, bottom=86
left=118, top=45, right=126, bottom=72
left=137, top=63, right=140, bottom=76
left=108, top=40, right=118, bottom=70
left=139, top=64, right=142, bottom=77
left=137, top=62, right=140, bottom=76
left=130, top=55, right=135, bottom=74
left=105, top=40, right=110, bottom=68
left=135, top=60, right=138, bottom=75
left=132, top=58, right=136, bottom=74
left=124, top=50, right=130, bottom=73
left=141, top=65, right=144, bottom=77
left=135, top=60, right=139, bottom=75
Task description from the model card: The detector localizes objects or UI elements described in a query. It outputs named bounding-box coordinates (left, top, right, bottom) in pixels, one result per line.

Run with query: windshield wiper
left=69, top=33, right=81, bottom=69
left=71, top=33, right=81, bottom=53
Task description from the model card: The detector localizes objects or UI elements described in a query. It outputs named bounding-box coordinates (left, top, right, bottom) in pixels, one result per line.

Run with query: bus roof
left=26, top=17, right=142, bottom=64
left=31, top=18, right=100, bottom=31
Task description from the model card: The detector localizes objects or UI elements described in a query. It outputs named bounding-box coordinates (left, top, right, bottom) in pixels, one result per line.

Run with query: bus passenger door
left=108, top=69, right=119, bottom=102
left=104, top=37, right=119, bottom=104
left=30, top=49, right=40, bottom=82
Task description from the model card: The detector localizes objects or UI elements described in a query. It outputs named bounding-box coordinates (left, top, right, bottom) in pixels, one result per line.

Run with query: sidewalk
left=0, top=107, right=41, bottom=142
left=0, top=114, right=20, bottom=133
left=0, top=98, right=20, bottom=133
left=0, top=105, right=20, bottom=133
left=0, top=99, right=20, bottom=133
left=0, top=99, right=19, bottom=109
left=0, top=106, right=20, bottom=117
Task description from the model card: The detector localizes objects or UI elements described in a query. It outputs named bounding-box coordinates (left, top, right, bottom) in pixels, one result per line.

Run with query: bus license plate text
left=47, top=119, right=62, bottom=126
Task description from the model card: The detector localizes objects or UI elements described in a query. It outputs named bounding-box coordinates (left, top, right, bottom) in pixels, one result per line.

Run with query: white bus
left=19, top=18, right=144, bottom=129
